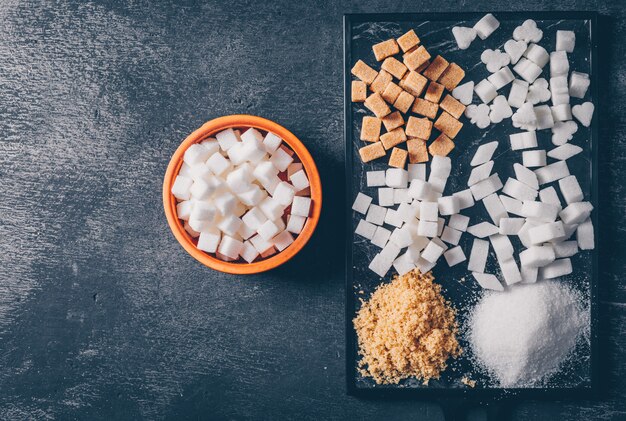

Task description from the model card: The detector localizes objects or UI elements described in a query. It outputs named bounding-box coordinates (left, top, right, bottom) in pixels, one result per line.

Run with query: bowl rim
left=163, top=115, right=322, bottom=274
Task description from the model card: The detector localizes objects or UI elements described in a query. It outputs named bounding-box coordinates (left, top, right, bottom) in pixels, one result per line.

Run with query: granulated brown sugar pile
left=353, top=269, right=461, bottom=385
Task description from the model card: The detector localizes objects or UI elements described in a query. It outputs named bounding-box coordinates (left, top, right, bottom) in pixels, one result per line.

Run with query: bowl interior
left=163, top=115, right=322, bottom=275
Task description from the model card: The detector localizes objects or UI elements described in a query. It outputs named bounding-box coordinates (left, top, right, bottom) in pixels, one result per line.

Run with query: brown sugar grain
left=352, top=81, right=367, bottom=102
left=351, top=60, right=378, bottom=85
left=353, top=269, right=461, bottom=385
left=388, top=147, right=408, bottom=169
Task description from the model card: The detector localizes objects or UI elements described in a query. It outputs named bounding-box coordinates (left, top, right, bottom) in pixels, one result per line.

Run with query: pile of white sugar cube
left=171, top=128, right=311, bottom=263
left=352, top=16, right=595, bottom=291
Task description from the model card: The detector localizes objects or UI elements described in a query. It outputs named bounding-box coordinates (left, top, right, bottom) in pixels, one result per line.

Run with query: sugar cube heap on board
left=172, top=128, right=313, bottom=263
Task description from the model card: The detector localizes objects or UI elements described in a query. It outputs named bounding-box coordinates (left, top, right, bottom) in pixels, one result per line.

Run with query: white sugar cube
left=509, top=131, right=538, bottom=150
left=200, top=138, right=220, bottom=154
left=214, top=191, right=238, bottom=215
left=408, top=179, right=432, bottom=201
left=190, top=178, right=217, bottom=201
left=378, top=187, right=395, bottom=207
left=468, top=160, right=494, bottom=186
left=569, top=71, right=590, bottom=99
left=393, top=188, right=410, bottom=204
left=187, top=216, right=213, bottom=234
left=502, top=178, right=538, bottom=202
left=270, top=148, right=294, bottom=172
left=441, top=226, right=463, bottom=245
left=351, top=192, right=372, bottom=215
left=215, top=129, right=239, bottom=151
left=483, top=193, right=508, bottom=226
left=257, top=219, right=281, bottom=241
left=417, top=220, right=439, bottom=237
left=470, top=174, right=503, bottom=201
left=471, top=141, right=499, bottom=166
left=217, top=215, right=243, bottom=237
left=453, top=189, right=476, bottom=210
left=528, top=221, right=565, bottom=244
left=393, top=253, right=416, bottom=276
left=217, top=235, right=244, bottom=259
left=416, top=257, right=436, bottom=274
left=468, top=239, right=489, bottom=273
left=539, top=186, right=562, bottom=209
left=550, top=51, right=569, bottom=77
left=371, top=226, right=391, bottom=248
left=539, top=258, right=572, bottom=279
left=558, top=175, right=584, bottom=205
left=500, top=195, right=524, bottom=216
left=576, top=218, right=594, bottom=250
left=272, top=182, right=296, bottom=206
left=249, top=234, right=273, bottom=254
left=522, top=150, right=547, bottom=167
left=240, top=241, right=259, bottom=263
left=272, top=230, right=294, bottom=251
left=238, top=220, right=256, bottom=240
left=242, top=207, right=268, bottom=230
left=178, top=162, right=194, bottom=178
left=499, top=217, right=525, bottom=235
left=523, top=43, right=549, bottom=67
left=551, top=104, right=573, bottom=122
left=438, top=196, right=460, bottom=216
left=386, top=168, right=409, bottom=188
left=518, top=220, right=539, bottom=248
left=263, top=132, right=282, bottom=153
left=287, top=215, right=307, bottom=235
left=171, top=175, right=194, bottom=201
left=490, top=234, right=514, bottom=260
left=197, top=230, right=221, bottom=253
left=366, top=170, right=386, bottom=187
left=397, top=202, right=419, bottom=223
left=508, top=79, right=530, bottom=108
left=520, top=245, right=555, bottom=268
left=226, top=167, right=253, bottom=193
left=184, top=143, right=212, bottom=166
left=554, top=240, right=578, bottom=258
left=500, top=258, right=522, bottom=285
left=389, top=225, right=414, bottom=248
left=291, top=196, right=311, bottom=217
left=430, top=156, right=452, bottom=179
left=366, top=204, right=387, bottom=226
left=513, top=163, right=539, bottom=190
left=513, top=58, right=542, bottom=83
left=452, top=81, right=475, bottom=105
left=189, top=164, right=215, bottom=184
left=226, top=142, right=247, bottom=165
left=240, top=138, right=267, bottom=164
left=253, top=161, right=279, bottom=183
left=474, top=79, right=498, bottom=104
left=472, top=273, right=504, bottom=291
left=444, top=246, right=466, bottom=266
left=289, top=170, right=309, bottom=191
left=473, top=13, right=500, bottom=40
left=548, top=144, right=583, bottom=161
left=421, top=240, right=445, bottom=263
left=381, top=243, right=402, bottom=262
left=420, top=202, right=439, bottom=222
left=384, top=208, right=403, bottom=228
left=238, top=185, right=266, bottom=207
left=487, top=66, right=515, bottom=90
left=572, top=102, right=594, bottom=127
left=556, top=30, right=575, bottom=53
left=240, top=128, right=264, bottom=144
left=368, top=253, right=393, bottom=277
left=407, top=164, right=426, bottom=181
left=437, top=218, right=445, bottom=237
left=428, top=176, right=447, bottom=194
left=521, top=201, right=560, bottom=222
left=176, top=200, right=194, bottom=221
left=505, top=38, right=527, bottom=64
left=259, top=196, right=285, bottom=220
left=206, top=152, right=232, bottom=176
left=448, top=214, right=470, bottom=232
left=550, top=75, right=570, bottom=106
left=355, top=219, right=377, bottom=240
left=534, top=105, right=555, bottom=130
left=520, top=266, right=538, bottom=283
left=535, top=161, right=570, bottom=185
left=467, top=222, right=499, bottom=238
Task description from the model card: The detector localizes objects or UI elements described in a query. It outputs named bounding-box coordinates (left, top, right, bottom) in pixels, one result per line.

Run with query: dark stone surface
left=0, top=1, right=623, bottom=420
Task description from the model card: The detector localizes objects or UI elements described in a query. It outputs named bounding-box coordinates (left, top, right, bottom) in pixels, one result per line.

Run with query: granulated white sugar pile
left=468, top=280, right=589, bottom=387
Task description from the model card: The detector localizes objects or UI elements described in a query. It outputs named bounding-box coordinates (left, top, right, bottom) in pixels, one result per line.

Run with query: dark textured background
left=0, top=1, right=623, bottom=420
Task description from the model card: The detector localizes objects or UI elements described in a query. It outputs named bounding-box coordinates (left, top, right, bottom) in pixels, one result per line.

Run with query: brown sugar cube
left=360, top=116, right=382, bottom=142
left=397, top=29, right=420, bottom=52
left=388, top=147, right=408, bottom=169
left=359, top=142, right=386, bottom=163
left=415, top=60, right=431, bottom=73
left=405, top=116, right=433, bottom=140
left=380, top=127, right=407, bottom=150
left=364, top=92, right=391, bottom=118
left=403, top=45, right=431, bottom=71
left=393, top=91, right=415, bottom=114
left=351, top=80, right=367, bottom=102
left=412, top=98, right=439, bottom=119
left=287, top=163, right=303, bottom=177
left=382, top=111, right=405, bottom=131
left=424, top=81, right=445, bottom=103
left=407, top=138, right=429, bottom=163
left=429, top=133, right=455, bottom=156
left=370, top=70, right=393, bottom=94
left=423, top=55, right=450, bottom=82
left=372, top=39, right=400, bottom=61
left=381, top=57, right=408, bottom=80
left=434, top=111, right=463, bottom=139
left=438, top=63, right=465, bottom=91
left=351, top=60, right=378, bottom=85
left=440, top=94, right=466, bottom=119
left=381, top=82, right=403, bottom=104
left=402, top=71, right=428, bottom=97
left=296, top=187, right=311, bottom=197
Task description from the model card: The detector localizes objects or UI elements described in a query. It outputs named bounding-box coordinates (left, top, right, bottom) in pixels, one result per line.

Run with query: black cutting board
left=344, top=11, right=599, bottom=399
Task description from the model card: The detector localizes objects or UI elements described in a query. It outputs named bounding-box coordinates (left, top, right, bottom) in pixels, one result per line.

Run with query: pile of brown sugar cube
left=351, top=29, right=467, bottom=167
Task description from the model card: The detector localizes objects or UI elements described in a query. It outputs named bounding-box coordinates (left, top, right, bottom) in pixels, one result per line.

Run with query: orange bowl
left=163, top=115, right=322, bottom=274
